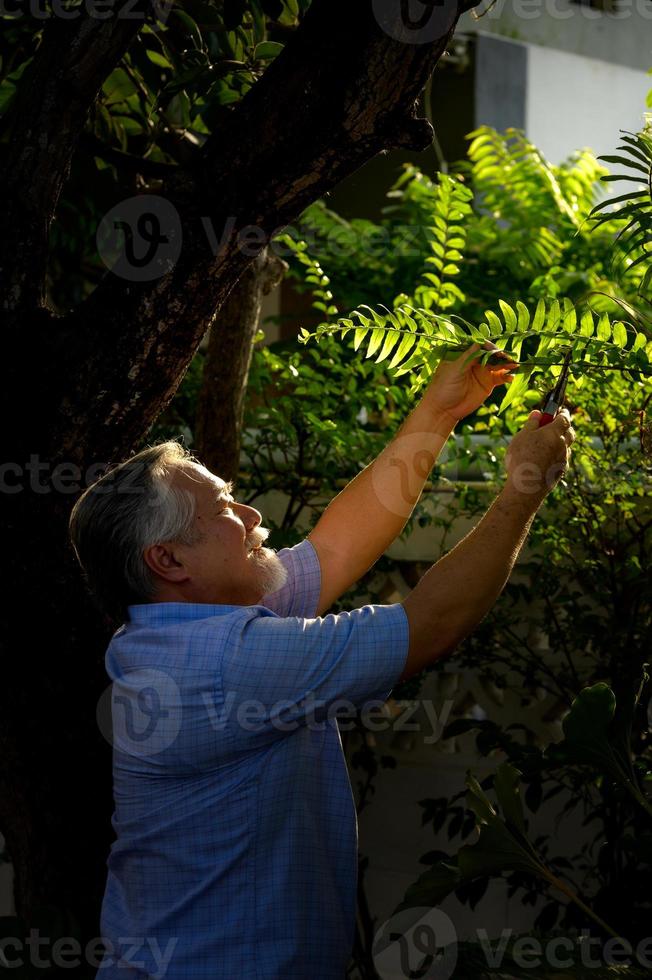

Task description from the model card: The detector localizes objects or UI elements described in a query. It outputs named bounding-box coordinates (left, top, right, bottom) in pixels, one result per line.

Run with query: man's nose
left=236, top=503, right=262, bottom=530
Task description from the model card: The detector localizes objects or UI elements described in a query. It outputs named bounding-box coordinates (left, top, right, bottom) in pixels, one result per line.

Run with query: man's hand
left=504, top=408, right=576, bottom=500
left=425, top=342, right=519, bottom=423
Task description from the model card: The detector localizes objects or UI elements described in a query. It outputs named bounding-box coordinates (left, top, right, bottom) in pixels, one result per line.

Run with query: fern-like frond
left=413, top=173, right=473, bottom=314
left=466, top=127, right=569, bottom=273
left=275, top=233, right=339, bottom=318
left=299, top=295, right=652, bottom=409
left=556, top=149, right=609, bottom=218
left=591, top=130, right=652, bottom=289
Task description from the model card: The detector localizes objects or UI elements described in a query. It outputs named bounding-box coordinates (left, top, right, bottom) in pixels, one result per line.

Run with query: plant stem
left=544, top=870, right=621, bottom=940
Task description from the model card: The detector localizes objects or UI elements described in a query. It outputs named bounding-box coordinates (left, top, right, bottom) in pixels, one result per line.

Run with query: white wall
left=459, top=0, right=652, bottom=72
left=526, top=42, right=651, bottom=162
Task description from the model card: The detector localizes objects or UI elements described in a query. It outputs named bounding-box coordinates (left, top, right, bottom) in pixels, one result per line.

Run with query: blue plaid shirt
left=98, top=539, right=409, bottom=979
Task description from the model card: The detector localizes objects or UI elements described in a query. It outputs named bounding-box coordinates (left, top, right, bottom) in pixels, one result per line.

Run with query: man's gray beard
left=255, top=549, right=289, bottom=598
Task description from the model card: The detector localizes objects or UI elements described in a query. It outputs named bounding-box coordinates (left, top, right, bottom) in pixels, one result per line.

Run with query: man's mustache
left=246, top=527, right=271, bottom=552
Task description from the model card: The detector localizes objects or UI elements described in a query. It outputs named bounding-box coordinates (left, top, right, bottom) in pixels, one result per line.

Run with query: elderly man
left=69, top=343, right=574, bottom=979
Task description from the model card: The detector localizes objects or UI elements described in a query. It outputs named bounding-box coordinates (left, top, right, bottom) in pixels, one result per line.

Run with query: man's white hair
left=69, top=441, right=204, bottom=621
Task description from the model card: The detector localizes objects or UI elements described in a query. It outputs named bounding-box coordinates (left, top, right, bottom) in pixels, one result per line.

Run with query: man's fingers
left=548, top=409, right=575, bottom=445
left=552, top=408, right=572, bottom=429
left=524, top=410, right=542, bottom=430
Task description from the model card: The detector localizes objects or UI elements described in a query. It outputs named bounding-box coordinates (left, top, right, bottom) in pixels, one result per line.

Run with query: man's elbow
left=398, top=620, right=463, bottom=682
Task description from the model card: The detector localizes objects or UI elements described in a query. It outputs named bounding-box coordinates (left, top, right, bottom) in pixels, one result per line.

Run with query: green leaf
left=497, top=365, right=533, bottom=415
left=494, top=764, right=527, bottom=836
left=516, top=301, right=530, bottom=333
left=102, top=68, right=137, bottom=104
left=548, top=299, right=562, bottom=330
left=484, top=310, right=503, bottom=336
left=399, top=862, right=462, bottom=908
left=387, top=332, right=417, bottom=370
left=365, top=327, right=386, bottom=359
left=254, top=40, right=284, bottom=60
left=558, top=684, right=619, bottom=769
left=353, top=327, right=369, bottom=351
left=499, top=300, right=517, bottom=333
left=375, top=328, right=401, bottom=364
left=613, top=320, right=628, bottom=348
left=146, top=49, right=174, bottom=69
left=580, top=310, right=594, bottom=338
left=597, top=314, right=611, bottom=341
left=532, top=299, right=546, bottom=332
left=563, top=306, right=577, bottom=333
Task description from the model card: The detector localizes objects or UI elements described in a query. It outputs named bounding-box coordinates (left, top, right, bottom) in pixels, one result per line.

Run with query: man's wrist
left=426, top=404, right=459, bottom=438
left=499, top=479, right=546, bottom=516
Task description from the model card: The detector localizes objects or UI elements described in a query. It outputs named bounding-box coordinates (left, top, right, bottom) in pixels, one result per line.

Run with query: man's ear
left=143, top=543, right=190, bottom=584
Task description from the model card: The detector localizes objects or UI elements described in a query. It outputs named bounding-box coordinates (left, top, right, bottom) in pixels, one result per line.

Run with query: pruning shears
left=538, top=350, right=572, bottom=427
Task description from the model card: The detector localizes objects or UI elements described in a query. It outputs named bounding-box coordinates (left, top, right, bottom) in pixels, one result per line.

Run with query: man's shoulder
left=106, top=603, right=281, bottom=673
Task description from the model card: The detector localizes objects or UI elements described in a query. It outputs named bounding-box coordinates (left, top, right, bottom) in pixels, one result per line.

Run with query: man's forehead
left=175, top=463, right=233, bottom=497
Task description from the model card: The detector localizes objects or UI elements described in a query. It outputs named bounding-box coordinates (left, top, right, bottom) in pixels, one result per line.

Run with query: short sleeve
left=219, top=603, right=410, bottom=747
left=260, top=538, right=321, bottom=619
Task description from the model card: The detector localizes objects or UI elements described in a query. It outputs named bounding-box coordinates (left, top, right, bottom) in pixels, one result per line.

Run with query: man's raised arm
left=308, top=343, right=518, bottom=614
left=400, top=408, right=575, bottom=681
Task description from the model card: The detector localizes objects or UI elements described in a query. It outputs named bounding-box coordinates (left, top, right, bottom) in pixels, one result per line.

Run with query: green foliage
left=289, top=127, right=652, bottom=414
left=300, top=292, right=651, bottom=413
left=591, top=130, right=652, bottom=291
left=411, top=360, right=652, bottom=942
left=398, top=764, right=619, bottom=939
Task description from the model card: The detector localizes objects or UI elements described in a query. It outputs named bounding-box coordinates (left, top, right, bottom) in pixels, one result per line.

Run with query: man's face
left=155, top=464, right=288, bottom=606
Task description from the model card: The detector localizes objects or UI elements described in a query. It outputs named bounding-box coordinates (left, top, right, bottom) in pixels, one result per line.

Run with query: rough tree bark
left=195, top=247, right=287, bottom=481
left=0, top=0, right=478, bottom=961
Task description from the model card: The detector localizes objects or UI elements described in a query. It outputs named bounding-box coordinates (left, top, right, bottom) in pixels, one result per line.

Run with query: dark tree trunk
left=0, top=0, right=477, bottom=963
left=195, top=248, right=287, bottom=482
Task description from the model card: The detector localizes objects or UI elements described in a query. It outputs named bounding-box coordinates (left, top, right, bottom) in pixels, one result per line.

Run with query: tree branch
left=49, top=0, right=466, bottom=466
left=0, top=0, right=158, bottom=309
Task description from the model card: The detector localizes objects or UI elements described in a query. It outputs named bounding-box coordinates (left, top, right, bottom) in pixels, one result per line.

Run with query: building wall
left=473, top=32, right=650, bottom=163
left=526, top=40, right=651, bottom=161
left=460, top=0, right=652, bottom=71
